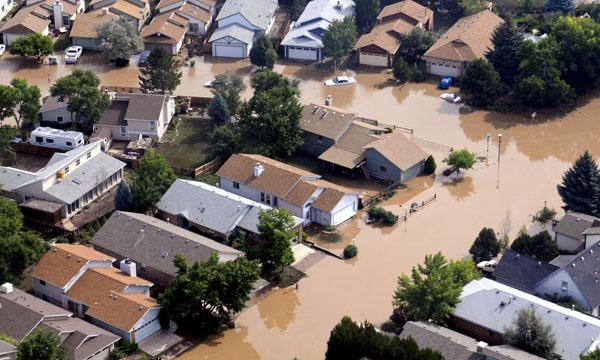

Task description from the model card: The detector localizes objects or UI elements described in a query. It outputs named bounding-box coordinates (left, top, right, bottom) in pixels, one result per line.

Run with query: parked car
left=439, top=76, right=453, bottom=89
left=476, top=259, right=497, bottom=269
left=0, top=44, right=5, bottom=56
left=325, top=76, right=356, bottom=86
left=64, top=46, right=83, bottom=64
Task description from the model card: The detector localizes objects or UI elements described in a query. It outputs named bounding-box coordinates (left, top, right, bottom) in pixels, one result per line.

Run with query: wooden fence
left=171, top=158, right=223, bottom=179
left=11, top=142, right=64, bottom=156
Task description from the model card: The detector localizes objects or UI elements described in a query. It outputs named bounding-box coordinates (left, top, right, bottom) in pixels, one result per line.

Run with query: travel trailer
left=29, top=127, right=84, bottom=150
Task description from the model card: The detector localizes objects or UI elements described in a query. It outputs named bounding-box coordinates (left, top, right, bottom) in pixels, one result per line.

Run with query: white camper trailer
left=29, top=127, right=84, bottom=150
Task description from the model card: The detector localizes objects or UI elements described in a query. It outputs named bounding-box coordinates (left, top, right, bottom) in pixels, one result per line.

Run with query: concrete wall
left=535, top=269, right=590, bottom=310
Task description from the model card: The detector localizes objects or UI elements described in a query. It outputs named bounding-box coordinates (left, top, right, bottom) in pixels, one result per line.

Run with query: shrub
left=410, top=62, right=428, bottom=82
left=393, top=58, right=411, bottom=83
left=368, top=206, right=398, bottom=226
left=424, top=155, right=436, bottom=175
left=380, top=320, right=397, bottom=333
left=343, top=244, right=358, bottom=258
left=533, top=205, right=557, bottom=223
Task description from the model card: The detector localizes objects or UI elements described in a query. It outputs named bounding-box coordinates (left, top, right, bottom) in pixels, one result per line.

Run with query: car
left=476, top=259, right=497, bottom=269
left=9, top=137, right=22, bottom=144
left=204, top=80, right=214, bottom=88
left=325, top=75, right=356, bottom=86
left=138, top=50, right=150, bottom=67
left=439, top=76, right=454, bottom=89
left=0, top=44, right=5, bottom=56
left=64, top=46, right=83, bottom=64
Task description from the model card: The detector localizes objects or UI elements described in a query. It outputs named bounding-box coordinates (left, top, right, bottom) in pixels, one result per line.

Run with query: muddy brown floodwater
left=2, top=54, right=600, bottom=359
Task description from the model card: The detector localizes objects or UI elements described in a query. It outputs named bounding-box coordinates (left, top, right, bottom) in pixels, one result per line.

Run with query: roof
left=550, top=255, right=577, bottom=267
left=69, top=11, right=115, bottom=38
left=299, top=104, right=356, bottom=141
left=179, top=2, right=211, bottom=22
left=40, top=96, right=68, bottom=113
left=554, top=212, right=600, bottom=241
left=91, top=211, right=243, bottom=278
left=83, top=291, right=158, bottom=332
left=561, top=241, right=600, bottom=310
left=21, top=198, right=64, bottom=213
left=141, top=10, right=188, bottom=43
left=30, top=244, right=114, bottom=288
left=453, top=278, right=600, bottom=360
left=378, top=0, right=433, bottom=23
left=0, top=340, right=16, bottom=356
left=0, top=7, right=50, bottom=33
left=365, top=132, right=428, bottom=171
left=109, top=0, right=146, bottom=19
left=311, top=185, right=345, bottom=213
left=99, top=99, right=128, bottom=126
left=118, top=93, right=168, bottom=121
left=318, top=121, right=382, bottom=169
left=493, top=250, right=559, bottom=292
left=209, top=23, right=255, bottom=44
left=354, top=21, right=403, bottom=53
left=424, top=10, right=503, bottom=62
left=215, top=0, right=277, bottom=31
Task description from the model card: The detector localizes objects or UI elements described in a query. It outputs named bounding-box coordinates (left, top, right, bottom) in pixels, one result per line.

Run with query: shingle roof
left=40, top=96, right=68, bottom=113
left=365, top=132, right=428, bottom=171
left=98, top=99, right=129, bottom=126
left=378, top=0, right=433, bottom=23
left=493, top=250, right=559, bottom=292
left=110, top=0, right=146, bottom=19
left=318, top=122, right=382, bottom=169
left=118, top=93, right=168, bottom=121
left=554, top=212, right=600, bottom=241
left=141, top=10, right=187, bottom=43
left=0, top=7, right=50, bottom=33
left=562, top=242, right=600, bottom=310
left=215, top=0, right=277, bottom=31
left=0, top=289, right=65, bottom=339
left=42, top=318, right=120, bottom=360
left=300, top=104, right=356, bottom=141
left=209, top=23, right=255, bottom=44
left=69, top=11, right=115, bottom=38
left=84, top=291, right=159, bottom=332
left=311, top=186, right=345, bottom=213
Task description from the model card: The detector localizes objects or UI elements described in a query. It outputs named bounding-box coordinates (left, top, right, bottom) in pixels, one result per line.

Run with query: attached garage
left=133, top=316, right=161, bottom=343
left=286, top=46, right=319, bottom=61
left=428, top=61, right=461, bottom=77
left=209, top=24, right=254, bottom=59
left=332, top=200, right=356, bottom=226
left=213, top=43, right=246, bottom=58
left=358, top=51, right=388, bottom=67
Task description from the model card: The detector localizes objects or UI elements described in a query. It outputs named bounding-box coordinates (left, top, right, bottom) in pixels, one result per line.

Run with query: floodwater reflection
left=444, top=176, right=475, bottom=201
left=258, top=287, right=300, bottom=332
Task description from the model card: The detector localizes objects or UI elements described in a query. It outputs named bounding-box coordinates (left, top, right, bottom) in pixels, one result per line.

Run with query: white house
left=216, top=153, right=359, bottom=226
left=281, top=0, right=354, bottom=61
left=209, top=0, right=277, bottom=58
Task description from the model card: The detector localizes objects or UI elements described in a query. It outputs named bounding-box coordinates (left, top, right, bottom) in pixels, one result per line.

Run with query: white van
left=29, top=127, right=84, bottom=150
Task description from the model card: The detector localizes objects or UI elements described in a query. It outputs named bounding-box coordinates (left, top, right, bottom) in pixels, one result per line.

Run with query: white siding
left=535, top=269, right=590, bottom=310
left=278, top=198, right=304, bottom=220
left=426, top=58, right=463, bottom=77
left=217, top=13, right=259, bottom=31
left=330, top=194, right=358, bottom=226
left=556, top=233, right=583, bottom=252
left=219, top=177, right=260, bottom=202
left=213, top=43, right=246, bottom=58
left=132, top=308, right=161, bottom=343
left=32, top=278, right=64, bottom=306
left=585, top=234, right=600, bottom=249
left=359, top=52, right=387, bottom=67
left=0, top=0, right=15, bottom=21
left=287, top=46, right=318, bottom=61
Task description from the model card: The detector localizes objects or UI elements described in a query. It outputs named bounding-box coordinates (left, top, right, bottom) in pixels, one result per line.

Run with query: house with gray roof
left=157, top=179, right=303, bottom=242
left=0, top=141, right=125, bottom=225
left=91, top=211, right=243, bottom=289
left=0, top=284, right=119, bottom=360
left=493, top=249, right=559, bottom=292
left=38, top=96, right=72, bottom=126
left=553, top=212, right=600, bottom=252
left=209, top=0, right=277, bottom=58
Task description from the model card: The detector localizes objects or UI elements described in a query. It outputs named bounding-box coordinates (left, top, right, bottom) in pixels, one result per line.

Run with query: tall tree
left=504, top=307, right=556, bottom=358
left=322, top=17, right=357, bottom=70
left=97, top=16, right=143, bottom=65
left=9, top=34, right=53, bottom=61
left=0, top=85, right=20, bottom=125
left=114, top=180, right=133, bottom=211
left=207, top=93, right=230, bottom=125
left=401, top=29, right=436, bottom=64
left=0, top=197, right=23, bottom=237
left=139, top=48, right=182, bottom=95
left=10, top=78, right=41, bottom=132
left=17, top=328, right=65, bottom=360
left=250, top=70, right=299, bottom=95
left=211, top=73, right=246, bottom=115
left=510, top=229, right=560, bottom=262
left=582, top=350, right=600, bottom=360
left=131, top=149, right=176, bottom=212
left=50, top=70, right=110, bottom=133
left=290, top=0, right=309, bottom=20
left=354, top=0, right=380, bottom=30
left=209, top=124, right=240, bottom=160
left=0, top=126, right=18, bottom=165
left=460, top=59, right=503, bottom=107
left=557, top=151, right=600, bottom=216
left=544, top=0, right=574, bottom=13
left=469, top=227, right=501, bottom=263
left=486, top=20, right=522, bottom=86
left=252, top=208, right=296, bottom=271
left=250, top=35, right=277, bottom=70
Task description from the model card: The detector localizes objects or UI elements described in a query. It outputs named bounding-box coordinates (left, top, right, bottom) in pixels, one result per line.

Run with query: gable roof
left=424, top=10, right=503, bottom=62
left=216, top=0, right=277, bottom=31
left=365, top=132, right=428, bottom=171
left=70, top=11, right=116, bottom=39
left=560, top=241, right=600, bottom=310
left=117, top=93, right=168, bottom=121
left=318, top=121, right=383, bottom=169
left=378, top=0, right=433, bottom=23
left=40, top=96, right=69, bottom=113
left=493, top=250, right=559, bottom=292
left=300, top=103, right=356, bottom=141
left=0, top=8, right=50, bottom=33
left=209, top=23, right=255, bottom=44
left=553, top=212, right=600, bottom=241
left=141, top=10, right=188, bottom=43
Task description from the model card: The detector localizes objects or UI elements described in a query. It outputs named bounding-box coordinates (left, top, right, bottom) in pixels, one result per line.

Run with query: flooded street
left=2, top=54, right=600, bottom=359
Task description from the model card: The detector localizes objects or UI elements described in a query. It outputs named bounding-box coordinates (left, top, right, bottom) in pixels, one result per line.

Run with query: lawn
left=156, top=117, right=213, bottom=169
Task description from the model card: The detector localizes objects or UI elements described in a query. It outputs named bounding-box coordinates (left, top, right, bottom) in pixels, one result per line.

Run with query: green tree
left=393, top=252, right=480, bottom=325
left=139, top=48, right=182, bottom=95
left=504, top=307, right=556, bottom=358
left=322, top=17, right=357, bottom=70
left=401, top=29, right=436, bottom=64
left=97, top=16, right=143, bottom=64
left=0, top=196, right=23, bottom=237
left=250, top=71, right=299, bottom=95
left=211, top=73, right=246, bottom=115
left=460, top=59, right=503, bottom=107
left=443, top=148, right=475, bottom=178
left=207, top=93, right=230, bottom=125
left=114, top=180, right=133, bottom=211
left=469, top=227, right=501, bottom=263
left=0, top=126, right=18, bottom=165
left=0, top=85, right=19, bottom=125
left=131, top=149, right=176, bottom=212
left=510, top=229, right=560, bottom=262
left=250, top=35, right=276, bottom=70
left=575, top=3, right=600, bottom=21
left=9, top=33, right=53, bottom=61
left=354, top=0, right=380, bottom=30
left=17, top=328, right=65, bottom=360
left=209, top=124, right=240, bottom=160
left=10, top=79, right=41, bottom=132
left=557, top=151, right=600, bottom=216
left=393, top=58, right=411, bottom=83
left=582, top=350, right=600, bottom=360
left=290, top=0, right=309, bottom=20
left=424, top=155, right=436, bottom=175
left=253, top=208, right=296, bottom=271
left=486, top=20, right=522, bottom=86
left=158, top=253, right=259, bottom=332
left=544, top=0, right=574, bottom=13
left=0, top=231, right=48, bottom=284
left=50, top=70, right=110, bottom=133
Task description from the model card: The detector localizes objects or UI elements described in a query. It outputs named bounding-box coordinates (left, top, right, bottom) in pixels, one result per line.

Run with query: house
left=354, top=0, right=433, bottom=67
left=91, top=92, right=175, bottom=142
left=91, top=211, right=244, bottom=290
left=0, top=0, right=15, bottom=21
left=0, top=284, right=120, bottom=360
left=451, top=278, right=600, bottom=360
left=0, top=0, right=85, bottom=45
left=89, top=0, right=151, bottom=31
left=0, top=140, right=125, bottom=222
left=209, top=0, right=278, bottom=58
left=364, top=132, right=428, bottom=182
left=553, top=212, right=600, bottom=252
left=38, top=96, right=72, bottom=126
left=492, top=249, right=559, bottom=293
left=217, top=154, right=359, bottom=226
left=155, top=0, right=215, bottom=34
left=31, top=244, right=161, bottom=343
left=423, top=10, right=503, bottom=77
left=0, top=339, right=16, bottom=360
left=399, top=321, right=543, bottom=360
left=281, top=0, right=354, bottom=61
left=141, top=11, right=188, bottom=54
left=69, top=10, right=116, bottom=51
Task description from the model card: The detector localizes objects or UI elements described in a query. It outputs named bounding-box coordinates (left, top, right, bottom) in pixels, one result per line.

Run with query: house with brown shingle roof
left=69, top=10, right=116, bottom=51
left=88, top=0, right=150, bottom=31
left=31, top=244, right=161, bottom=343
left=217, top=154, right=359, bottom=226
left=364, top=131, right=428, bottom=182
left=423, top=9, right=503, bottom=77
left=354, top=0, right=433, bottom=67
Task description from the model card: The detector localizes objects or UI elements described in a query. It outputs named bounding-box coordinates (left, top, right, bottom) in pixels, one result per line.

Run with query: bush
left=410, top=62, right=428, bottom=82
left=533, top=205, right=557, bottom=223
left=424, top=155, right=436, bottom=175
left=343, top=244, right=358, bottom=258
left=393, top=58, right=411, bottom=83
left=368, top=206, right=398, bottom=226
left=380, top=320, right=398, bottom=333
left=53, top=35, right=70, bottom=51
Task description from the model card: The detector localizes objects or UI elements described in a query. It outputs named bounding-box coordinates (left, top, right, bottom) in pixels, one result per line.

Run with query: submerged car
left=64, top=46, right=83, bottom=64
left=439, top=76, right=454, bottom=89
left=325, top=76, right=356, bottom=86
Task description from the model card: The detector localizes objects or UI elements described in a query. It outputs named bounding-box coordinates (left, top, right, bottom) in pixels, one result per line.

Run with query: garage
left=133, top=316, right=161, bottom=343
left=213, top=44, right=246, bottom=58
left=287, top=46, right=318, bottom=61
left=429, top=62, right=460, bottom=77
left=332, top=200, right=357, bottom=226
left=359, top=51, right=388, bottom=67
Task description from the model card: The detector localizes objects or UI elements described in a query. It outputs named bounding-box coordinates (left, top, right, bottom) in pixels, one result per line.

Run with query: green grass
left=156, top=117, right=213, bottom=169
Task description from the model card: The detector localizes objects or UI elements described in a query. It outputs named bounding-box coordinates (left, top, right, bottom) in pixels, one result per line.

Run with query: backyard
left=156, top=116, right=213, bottom=169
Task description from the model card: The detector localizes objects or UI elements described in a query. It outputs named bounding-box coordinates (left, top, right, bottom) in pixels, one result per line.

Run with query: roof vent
left=537, top=261, right=542, bottom=266
left=253, top=163, right=264, bottom=177
left=581, top=257, right=585, bottom=261
left=476, top=341, right=488, bottom=353
left=0, top=283, right=13, bottom=294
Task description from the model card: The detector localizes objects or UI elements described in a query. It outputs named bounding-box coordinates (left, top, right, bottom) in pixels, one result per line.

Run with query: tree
left=510, top=229, right=560, bottom=262
left=209, top=124, right=240, bottom=160
left=469, top=227, right=501, bottom=263
left=504, top=307, right=556, bottom=358
left=0, top=126, right=18, bottom=165
left=354, top=0, right=380, bottom=30
left=393, top=58, right=411, bottom=83
left=253, top=208, right=296, bottom=271
left=207, top=93, right=230, bottom=125
left=211, top=73, right=246, bottom=115
left=486, top=20, right=522, bottom=86
left=131, top=149, right=176, bottom=212
left=424, top=155, right=436, bottom=175
left=460, top=59, right=503, bottom=107
left=9, top=34, right=53, bottom=61
left=544, top=0, right=574, bottom=13
left=139, top=48, right=182, bottom=95
left=50, top=70, right=110, bottom=133
left=114, top=180, right=133, bottom=211
left=250, top=35, right=276, bottom=70
left=10, top=78, right=41, bottom=132
left=322, top=17, right=357, bottom=70
left=401, top=29, right=436, bottom=64
left=97, top=16, right=143, bottom=64
left=250, top=71, right=299, bottom=95
left=557, top=151, right=600, bottom=216
left=0, top=196, right=23, bottom=237
left=0, top=85, right=19, bottom=125
left=290, top=0, right=309, bottom=20
left=582, top=350, right=600, bottom=360
left=17, top=328, right=65, bottom=360
left=393, top=253, right=480, bottom=325
left=158, top=253, right=260, bottom=332
left=443, top=148, right=475, bottom=177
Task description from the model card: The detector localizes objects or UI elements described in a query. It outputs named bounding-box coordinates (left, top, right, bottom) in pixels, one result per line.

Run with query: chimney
left=102, top=6, right=109, bottom=15
left=0, top=283, right=13, bottom=294
left=476, top=341, right=488, bottom=353
left=120, top=258, right=137, bottom=277
left=53, top=1, right=64, bottom=29
left=325, top=95, right=333, bottom=106
left=253, top=163, right=264, bottom=177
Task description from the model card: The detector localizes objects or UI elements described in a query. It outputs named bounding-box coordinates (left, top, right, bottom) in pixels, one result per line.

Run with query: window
left=233, top=181, right=240, bottom=189
left=380, top=166, right=387, bottom=172
left=260, top=192, right=272, bottom=205
left=46, top=138, right=54, bottom=143
left=273, top=196, right=278, bottom=207
left=57, top=116, right=63, bottom=122
left=149, top=121, right=156, bottom=131
left=35, top=136, right=43, bottom=143
left=87, top=152, right=92, bottom=159
left=120, top=126, right=127, bottom=136
left=66, top=141, right=72, bottom=146
left=39, top=280, right=46, bottom=286
left=562, top=281, right=568, bottom=292
left=76, top=159, right=81, bottom=166
left=64, top=166, right=70, bottom=174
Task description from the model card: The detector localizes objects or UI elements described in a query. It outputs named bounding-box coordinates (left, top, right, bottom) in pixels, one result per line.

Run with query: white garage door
left=430, top=62, right=460, bottom=77
left=288, top=46, right=318, bottom=61
left=214, top=44, right=245, bottom=58
left=360, top=52, right=388, bottom=67
left=332, top=201, right=356, bottom=226
left=134, top=318, right=161, bottom=343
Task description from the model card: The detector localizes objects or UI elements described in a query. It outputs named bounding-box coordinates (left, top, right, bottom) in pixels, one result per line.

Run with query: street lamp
left=496, top=134, right=502, bottom=189
left=485, top=133, right=491, bottom=164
